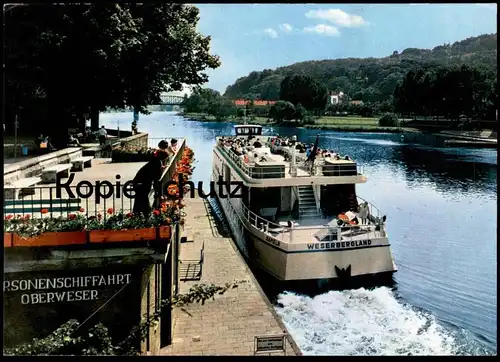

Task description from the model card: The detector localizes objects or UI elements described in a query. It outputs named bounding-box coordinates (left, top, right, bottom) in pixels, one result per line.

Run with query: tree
left=4, top=4, right=220, bottom=142
left=269, top=100, right=295, bottom=123
left=4, top=281, right=246, bottom=356
left=294, top=103, right=307, bottom=121
left=279, top=74, right=328, bottom=113
left=207, top=97, right=237, bottom=121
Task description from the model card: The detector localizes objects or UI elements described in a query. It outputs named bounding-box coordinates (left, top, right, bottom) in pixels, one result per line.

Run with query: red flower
left=68, top=214, right=76, bottom=220
left=41, top=209, right=48, bottom=214
left=107, top=208, right=114, bottom=215
left=24, top=214, right=31, bottom=220
left=79, top=207, right=85, bottom=212
left=126, top=212, right=133, bottom=218
left=153, top=209, right=160, bottom=216
left=5, top=214, right=13, bottom=220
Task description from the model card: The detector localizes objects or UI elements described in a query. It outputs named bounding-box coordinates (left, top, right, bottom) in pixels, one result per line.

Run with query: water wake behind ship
left=275, top=287, right=493, bottom=356
left=206, top=196, right=493, bottom=356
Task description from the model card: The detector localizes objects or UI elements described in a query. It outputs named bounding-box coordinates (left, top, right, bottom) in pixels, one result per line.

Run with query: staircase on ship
left=297, top=185, right=322, bottom=219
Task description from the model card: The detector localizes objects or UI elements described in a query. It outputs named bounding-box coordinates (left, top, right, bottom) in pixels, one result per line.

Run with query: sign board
left=254, top=334, right=287, bottom=355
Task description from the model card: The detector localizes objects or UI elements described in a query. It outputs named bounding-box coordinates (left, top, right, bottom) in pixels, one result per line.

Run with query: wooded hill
left=224, top=33, right=497, bottom=103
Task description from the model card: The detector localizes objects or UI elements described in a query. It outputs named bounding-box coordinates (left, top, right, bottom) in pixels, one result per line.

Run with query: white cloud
left=303, top=24, right=340, bottom=37
left=476, top=3, right=497, bottom=10
left=279, top=23, right=293, bottom=33
left=264, top=28, right=278, bottom=38
left=305, top=9, right=368, bottom=28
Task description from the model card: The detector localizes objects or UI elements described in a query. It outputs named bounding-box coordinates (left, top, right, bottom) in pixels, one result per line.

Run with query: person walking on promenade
left=97, top=126, right=107, bottom=145
left=132, top=149, right=169, bottom=216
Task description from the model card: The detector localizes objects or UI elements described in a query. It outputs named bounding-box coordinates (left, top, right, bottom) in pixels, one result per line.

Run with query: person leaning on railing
left=132, top=149, right=169, bottom=216
left=157, top=140, right=170, bottom=167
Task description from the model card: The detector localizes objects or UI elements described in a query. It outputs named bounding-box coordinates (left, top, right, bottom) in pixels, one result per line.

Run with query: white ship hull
left=212, top=161, right=397, bottom=282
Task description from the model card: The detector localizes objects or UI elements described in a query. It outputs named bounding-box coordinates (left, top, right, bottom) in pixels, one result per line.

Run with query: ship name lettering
left=306, top=240, right=372, bottom=250
left=265, top=237, right=280, bottom=247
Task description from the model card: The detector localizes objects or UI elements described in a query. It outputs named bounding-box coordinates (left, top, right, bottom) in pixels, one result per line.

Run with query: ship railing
left=235, top=201, right=380, bottom=243
left=356, top=195, right=383, bottom=221
left=217, top=143, right=363, bottom=178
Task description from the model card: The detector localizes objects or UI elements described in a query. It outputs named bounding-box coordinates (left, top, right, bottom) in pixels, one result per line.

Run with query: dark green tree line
left=224, top=33, right=497, bottom=105
left=5, top=4, right=220, bottom=144
left=181, top=88, right=237, bottom=121
left=393, top=65, right=497, bottom=121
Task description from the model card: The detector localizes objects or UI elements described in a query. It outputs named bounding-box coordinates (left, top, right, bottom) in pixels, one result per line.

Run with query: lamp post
left=4, top=4, right=26, bottom=158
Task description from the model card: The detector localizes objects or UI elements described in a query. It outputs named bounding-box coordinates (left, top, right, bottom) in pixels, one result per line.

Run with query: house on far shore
left=328, top=91, right=348, bottom=105
left=233, top=99, right=277, bottom=107
left=349, top=100, right=364, bottom=106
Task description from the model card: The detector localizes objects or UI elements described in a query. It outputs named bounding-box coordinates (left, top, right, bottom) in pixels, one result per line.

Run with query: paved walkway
left=159, top=195, right=301, bottom=356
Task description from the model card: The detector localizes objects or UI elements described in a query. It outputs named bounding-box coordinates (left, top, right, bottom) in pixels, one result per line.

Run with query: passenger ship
left=212, top=124, right=397, bottom=284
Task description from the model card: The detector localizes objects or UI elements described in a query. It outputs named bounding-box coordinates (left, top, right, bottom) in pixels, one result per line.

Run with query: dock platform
left=159, top=194, right=301, bottom=356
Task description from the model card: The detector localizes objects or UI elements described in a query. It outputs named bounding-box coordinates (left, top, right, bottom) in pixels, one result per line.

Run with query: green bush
left=378, top=113, right=400, bottom=127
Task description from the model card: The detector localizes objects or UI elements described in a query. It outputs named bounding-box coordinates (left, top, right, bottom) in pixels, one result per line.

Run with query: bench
left=179, top=242, right=205, bottom=281
left=4, top=177, right=42, bottom=200
left=82, top=146, right=102, bottom=158
left=3, top=198, right=82, bottom=215
left=41, top=164, right=73, bottom=183
left=71, top=156, right=94, bottom=171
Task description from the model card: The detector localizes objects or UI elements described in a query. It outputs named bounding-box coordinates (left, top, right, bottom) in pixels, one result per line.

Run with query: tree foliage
left=269, top=101, right=296, bottom=123
left=393, top=65, right=497, bottom=120
left=279, top=74, right=328, bottom=112
left=4, top=281, right=247, bottom=356
left=5, top=4, right=220, bottom=140
left=181, top=88, right=237, bottom=120
left=223, top=33, right=497, bottom=106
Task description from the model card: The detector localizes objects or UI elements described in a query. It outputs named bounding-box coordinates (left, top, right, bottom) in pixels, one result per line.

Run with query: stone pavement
left=159, top=195, right=301, bottom=356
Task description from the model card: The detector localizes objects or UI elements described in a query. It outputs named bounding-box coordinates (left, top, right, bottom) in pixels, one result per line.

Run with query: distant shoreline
left=180, top=113, right=421, bottom=134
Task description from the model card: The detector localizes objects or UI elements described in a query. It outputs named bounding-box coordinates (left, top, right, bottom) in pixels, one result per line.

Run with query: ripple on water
left=275, top=287, right=494, bottom=356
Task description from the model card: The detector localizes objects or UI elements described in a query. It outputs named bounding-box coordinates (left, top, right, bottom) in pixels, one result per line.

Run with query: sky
left=180, top=3, right=497, bottom=95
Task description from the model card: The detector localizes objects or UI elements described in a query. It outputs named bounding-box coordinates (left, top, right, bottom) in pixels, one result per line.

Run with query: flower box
left=89, top=226, right=171, bottom=243
left=12, top=231, right=87, bottom=247
left=158, top=226, right=171, bottom=239
left=4, top=233, right=13, bottom=247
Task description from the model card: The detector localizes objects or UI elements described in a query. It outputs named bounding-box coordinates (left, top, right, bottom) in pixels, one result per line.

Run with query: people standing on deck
left=97, top=126, right=107, bottom=145
left=358, top=202, right=369, bottom=225
left=132, top=149, right=169, bottom=216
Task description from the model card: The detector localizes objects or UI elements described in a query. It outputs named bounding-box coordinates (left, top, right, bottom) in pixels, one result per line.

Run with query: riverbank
left=181, top=112, right=420, bottom=133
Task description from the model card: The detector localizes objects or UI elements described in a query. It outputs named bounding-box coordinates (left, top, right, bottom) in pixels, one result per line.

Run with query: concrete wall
left=117, top=133, right=148, bottom=149
left=4, top=147, right=83, bottom=184
left=3, top=265, right=143, bottom=349
left=140, top=265, right=162, bottom=355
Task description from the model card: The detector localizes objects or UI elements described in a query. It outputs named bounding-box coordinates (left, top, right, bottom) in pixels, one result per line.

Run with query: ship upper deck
left=214, top=134, right=367, bottom=187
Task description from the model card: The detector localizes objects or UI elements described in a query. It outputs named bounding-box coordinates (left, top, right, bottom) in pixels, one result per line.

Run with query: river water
left=100, top=111, right=497, bottom=355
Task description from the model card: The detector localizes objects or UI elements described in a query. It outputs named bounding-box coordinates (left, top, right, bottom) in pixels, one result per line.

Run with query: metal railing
left=3, top=139, right=186, bottom=221
left=153, top=138, right=186, bottom=208
left=216, top=139, right=363, bottom=179
left=3, top=185, right=137, bottom=220
left=230, top=197, right=384, bottom=244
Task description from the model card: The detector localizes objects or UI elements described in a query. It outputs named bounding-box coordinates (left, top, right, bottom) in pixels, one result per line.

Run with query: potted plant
left=5, top=210, right=88, bottom=247
left=87, top=207, right=174, bottom=243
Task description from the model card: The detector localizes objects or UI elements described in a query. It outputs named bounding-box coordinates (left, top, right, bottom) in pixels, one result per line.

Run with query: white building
left=329, top=91, right=345, bottom=105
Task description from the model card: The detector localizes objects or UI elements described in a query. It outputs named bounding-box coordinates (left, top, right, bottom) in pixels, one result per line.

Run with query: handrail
left=356, top=195, right=382, bottom=219
left=217, top=143, right=363, bottom=179
left=152, top=138, right=186, bottom=208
